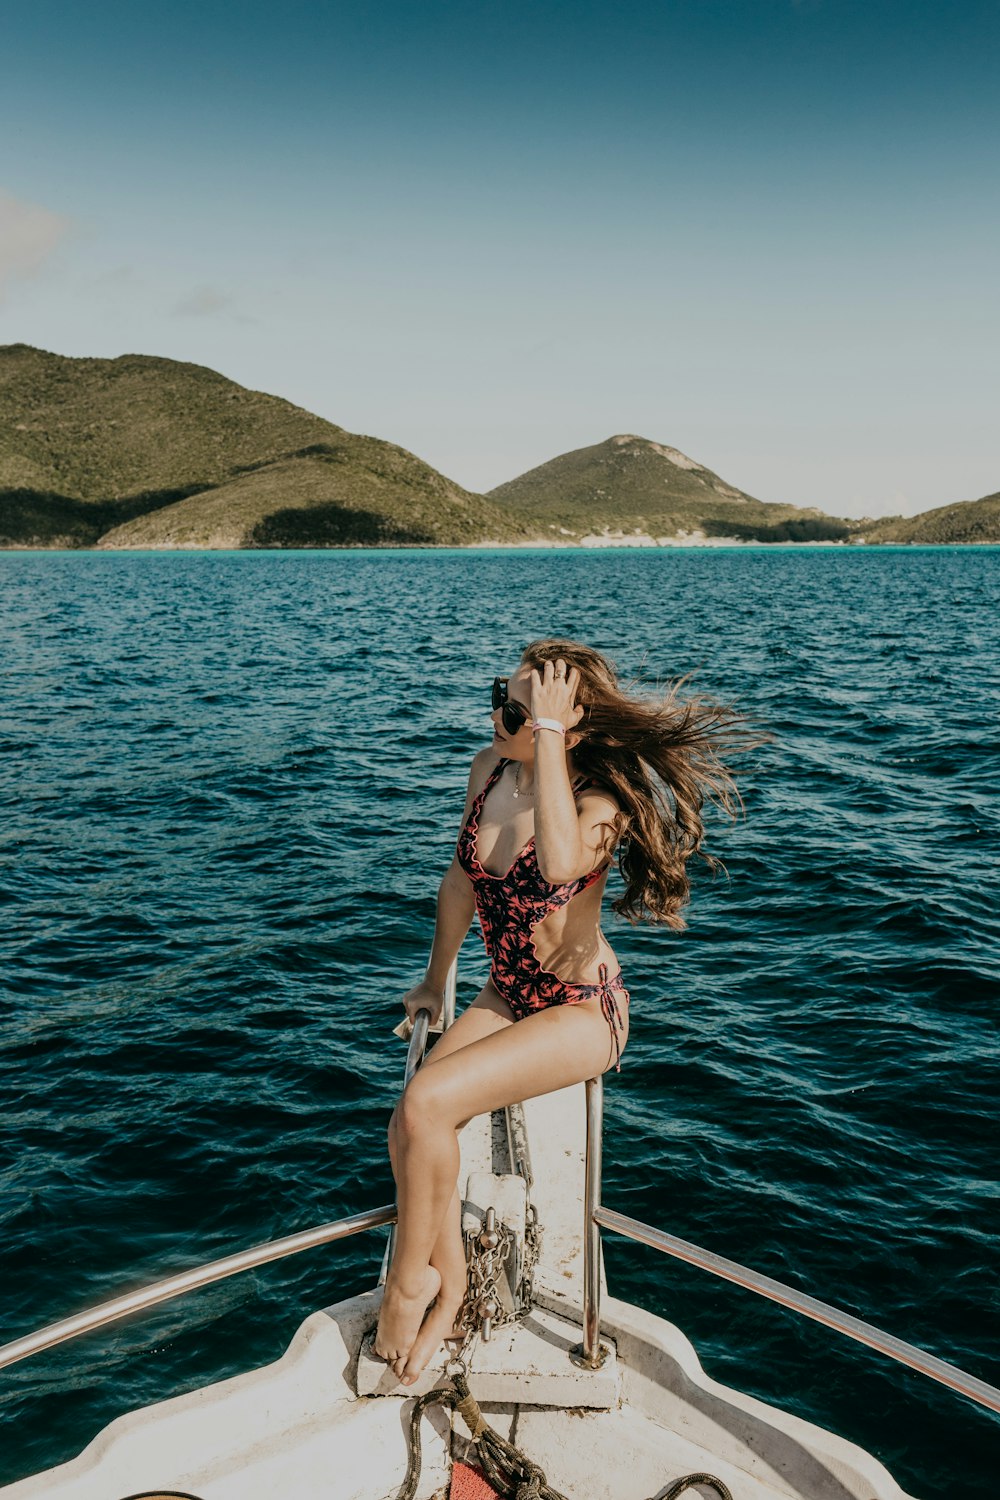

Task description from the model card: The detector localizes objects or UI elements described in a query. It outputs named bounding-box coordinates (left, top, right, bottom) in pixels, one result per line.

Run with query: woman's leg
left=377, top=984, right=515, bottom=1377
left=378, top=993, right=625, bottom=1383
left=388, top=1115, right=465, bottom=1312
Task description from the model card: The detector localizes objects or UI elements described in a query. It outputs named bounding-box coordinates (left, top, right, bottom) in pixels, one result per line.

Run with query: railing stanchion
left=571, top=1074, right=610, bottom=1369
left=403, top=1009, right=430, bottom=1088
left=443, top=958, right=457, bottom=1031
left=382, top=1003, right=434, bottom=1280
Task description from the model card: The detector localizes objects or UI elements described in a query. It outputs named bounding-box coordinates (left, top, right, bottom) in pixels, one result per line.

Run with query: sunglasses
left=492, top=677, right=530, bottom=736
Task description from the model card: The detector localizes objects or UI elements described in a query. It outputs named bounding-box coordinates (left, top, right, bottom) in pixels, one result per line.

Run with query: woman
left=374, top=638, right=751, bottom=1385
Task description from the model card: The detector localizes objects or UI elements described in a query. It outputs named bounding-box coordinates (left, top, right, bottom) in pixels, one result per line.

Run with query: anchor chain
left=462, top=1207, right=513, bottom=1342
left=395, top=1189, right=731, bottom=1498
left=396, top=1366, right=734, bottom=1500
left=522, top=1201, right=541, bottom=1302
left=455, top=1201, right=542, bottom=1344
left=396, top=1366, right=567, bottom=1500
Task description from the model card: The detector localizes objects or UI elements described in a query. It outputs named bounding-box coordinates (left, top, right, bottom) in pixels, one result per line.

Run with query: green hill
left=0, top=344, right=536, bottom=548
left=3, top=346, right=995, bottom=548
left=488, top=434, right=853, bottom=543
left=96, top=442, right=528, bottom=549
left=858, top=490, right=1000, bottom=545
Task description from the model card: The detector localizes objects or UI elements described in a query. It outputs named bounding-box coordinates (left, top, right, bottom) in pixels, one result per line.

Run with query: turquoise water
left=1, top=547, right=998, bottom=1493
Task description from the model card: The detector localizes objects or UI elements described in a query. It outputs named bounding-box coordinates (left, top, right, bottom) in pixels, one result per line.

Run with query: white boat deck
left=2, top=1083, right=916, bottom=1500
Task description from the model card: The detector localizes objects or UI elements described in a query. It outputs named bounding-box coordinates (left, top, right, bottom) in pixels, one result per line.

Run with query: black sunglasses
left=492, top=677, right=530, bottom=736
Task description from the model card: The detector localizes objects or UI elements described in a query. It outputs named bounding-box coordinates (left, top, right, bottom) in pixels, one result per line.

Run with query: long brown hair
left=521, top=638, right=764, bottom=929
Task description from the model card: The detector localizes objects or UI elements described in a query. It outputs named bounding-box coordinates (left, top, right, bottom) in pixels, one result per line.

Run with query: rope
left=396, top=1366, right=734, bottom=1500
left=662, top=1480, right=734, bottom=1500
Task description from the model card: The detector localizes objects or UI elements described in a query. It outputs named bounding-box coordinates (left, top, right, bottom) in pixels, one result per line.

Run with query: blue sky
left=1, top=0, right=997, bottom=518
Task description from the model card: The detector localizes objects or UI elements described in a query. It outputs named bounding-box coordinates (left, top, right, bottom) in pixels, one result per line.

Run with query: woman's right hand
left=401, top=979, right=445, bottom=1028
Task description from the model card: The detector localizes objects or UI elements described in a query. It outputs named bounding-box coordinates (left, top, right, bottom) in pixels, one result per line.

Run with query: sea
left=0, top=546, right=997, bottom=1495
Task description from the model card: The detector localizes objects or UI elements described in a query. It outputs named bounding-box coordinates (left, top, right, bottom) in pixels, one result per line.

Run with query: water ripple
left=1, top=547, right=998, bottom=1493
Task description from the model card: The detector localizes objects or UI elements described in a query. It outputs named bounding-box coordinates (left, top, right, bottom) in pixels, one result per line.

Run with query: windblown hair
left=521, top=638, right=765, bottom=929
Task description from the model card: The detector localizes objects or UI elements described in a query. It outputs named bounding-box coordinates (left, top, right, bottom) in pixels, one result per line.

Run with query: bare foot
left=399, top=1284, right=467, bottom=1385
left=374, top=1266, right=441, bottom=1379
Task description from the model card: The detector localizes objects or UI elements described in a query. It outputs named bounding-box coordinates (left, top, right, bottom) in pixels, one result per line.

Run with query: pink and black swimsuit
left=456, top=756, right=629, bottom=1071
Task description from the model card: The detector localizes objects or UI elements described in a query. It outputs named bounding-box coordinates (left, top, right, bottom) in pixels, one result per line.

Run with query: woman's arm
left=424, top=859, right=477, bottom=990
left=402, top=750, right=492, bottom=1022
left=534, top=732, right=619, bottom=883
left=531, top=661, right=620, bottom=884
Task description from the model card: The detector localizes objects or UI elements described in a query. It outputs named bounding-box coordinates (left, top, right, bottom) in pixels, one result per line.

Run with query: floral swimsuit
left=456, top=757, right=628, bottom=1071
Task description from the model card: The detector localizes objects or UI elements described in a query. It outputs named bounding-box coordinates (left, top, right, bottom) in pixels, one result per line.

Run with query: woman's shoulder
left=467, top=747, right=506, bottom=797
left=575, top=771, right=623, bottom=813
left=575, top=775, right=627, bottom=862
left=455, top=750, right=506, bottom=839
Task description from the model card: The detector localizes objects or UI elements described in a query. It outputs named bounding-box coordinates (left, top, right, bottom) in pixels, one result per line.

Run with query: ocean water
left=0, top=546, right=997, bottom=1495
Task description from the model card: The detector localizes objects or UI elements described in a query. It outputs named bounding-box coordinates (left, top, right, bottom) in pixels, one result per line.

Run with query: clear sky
left=1, top=0, right=997, bottom=518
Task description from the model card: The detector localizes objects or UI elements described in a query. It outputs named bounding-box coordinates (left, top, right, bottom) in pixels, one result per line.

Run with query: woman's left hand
left=529, top=658, right=584, bottom=731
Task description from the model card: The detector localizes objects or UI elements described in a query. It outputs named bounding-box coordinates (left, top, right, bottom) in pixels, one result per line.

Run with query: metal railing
left=381, top=961, right=456, bottom=1277
left=442, top=960, right=457, bottom=1032
left=0, top=960, right=458, bottom=1377
left=0, top=1204, right=396, bottom=1374
left=579, top=1075, right=1000, bottom=1417
left=5, top=954, right=997, bottom=1428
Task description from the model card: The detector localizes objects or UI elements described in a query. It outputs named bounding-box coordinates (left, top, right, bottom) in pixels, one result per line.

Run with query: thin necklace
left=512, top=763, right=533, bottom=798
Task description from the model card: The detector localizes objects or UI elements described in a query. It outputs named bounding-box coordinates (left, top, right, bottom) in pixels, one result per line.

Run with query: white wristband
left=531, top=718, right=566, bottom=736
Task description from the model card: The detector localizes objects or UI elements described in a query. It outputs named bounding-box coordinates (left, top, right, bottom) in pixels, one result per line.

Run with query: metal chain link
left=521, top=1202, right=541, bottom=1304
left=456, top=1210, right=514, bottom=1342
left=455, top=1199, right=544, bottom=1347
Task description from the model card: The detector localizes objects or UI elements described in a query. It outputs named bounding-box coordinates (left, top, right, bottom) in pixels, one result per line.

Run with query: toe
left=372, top=1330, right=400, bottom=1368
left=400, top=1345, right=435, bottom=1386
left=400, top=1307, right=462, bottom=1385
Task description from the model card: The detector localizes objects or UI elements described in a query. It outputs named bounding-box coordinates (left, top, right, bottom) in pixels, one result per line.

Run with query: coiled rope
left=397, top=1366, right=733, bottom=1500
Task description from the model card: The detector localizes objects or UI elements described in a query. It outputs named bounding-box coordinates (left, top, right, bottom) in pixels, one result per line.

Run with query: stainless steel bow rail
left=0, top=1204, right=398, bottom=1373
left=577, top=1075, right=1000, bottom=1418
left=2, top=957, right=998, bottom=1425
left=0, top=964, right=454, bottom=1377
